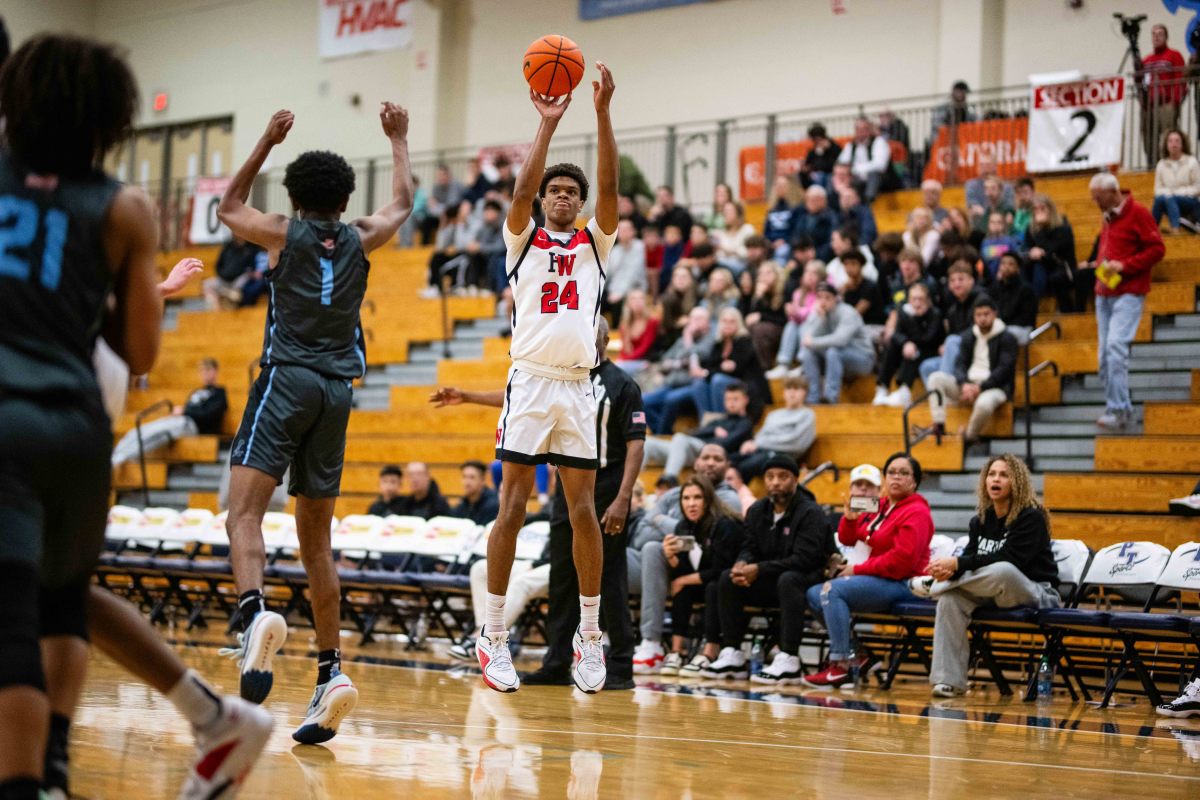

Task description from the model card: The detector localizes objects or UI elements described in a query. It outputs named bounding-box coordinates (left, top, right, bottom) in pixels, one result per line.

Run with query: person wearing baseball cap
left=849, top=463, right=882, bottom=491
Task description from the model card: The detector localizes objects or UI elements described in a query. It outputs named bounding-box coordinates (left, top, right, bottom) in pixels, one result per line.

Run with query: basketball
left=523, top=34, right=585, bottom=98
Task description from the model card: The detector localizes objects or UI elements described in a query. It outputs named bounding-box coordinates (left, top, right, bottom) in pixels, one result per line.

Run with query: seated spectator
left=743, top=234, right=770, bottom=275
left=399, top=175, right=432, bottom=246
left=683, top=241, right=719, bottom=288
left=837, top=117, right=892, bottom=201
left=641, top=306, right=712, bottom=434
left=698, top=265, right=739, bottom=319
left=772, top=260, right=826, bottom=375
left=781, top=236, right=818, bottom=298
left=742, top=261, right=788, bottom=369
left=713, top=201, right=757, bottom=267
left=474, top=200, right=508, bottom=295
left=642, top=225, right=664, bottom=296
left=920, top=259, right=981, bottom=385
left=926, top=295, right=1017, bottom=443
left=645, top=382, right=753, bottom=479
left=932, top=80, right=976, bottom=138
left=839, top=250, right=887, bottom=327
left=111, top=358, right=228, bottom=465
left=660, top=223, right=686, bottom=281
left=1168, top=478, right=1200, bottom=516
left=658, top=265, right=699, bottom=346
left=797, top=283, right=876, bottom=404
left=763, top=174, right=803, bottom=262
left=692, top=308, right=770, bottom=418
left=426, top=200, right=480, bottom=293
left=873, top=231, right=904, bottom=287
left=874, top=282, right=943, bottom=407
left=903, top=206, right=942, bottom=269
left=990, top=253, right=1037, bottom=342
left=965, top=153, right=1014, bottom=218
left=970, top=176, right=1014, bottom=234
left=940, top=206, right=982, bottom=251
left=632, top=475, right=741, bottom=675
left=828, top=162, right=855, bottom=206
left=802, top=453, right=932, bottom=688
left=1023, top=193, right=1077, bottom=311
left=980, top=210, right=1021, bottom=282
left=702, top=183, right=734, bottom=230
left=884, top=247, right=938, bottom=327
left=878, top=108, right=910, bottom=151
left=1011, top=176, right=1035, bottom=238
left=452, top=460, right=500, bottom=526
left=832, top=462, right=883, bottom=529
left=790, top=185, right=838, bottom=261
left=837, top=186, right=878, bottom=247
left=616, top=289, right=659, bottom=375
left=650, top=185, right=694, bottom=235
left=910, top=179, right=949, bottom=226
left=618, top=193, right=649, bottom=235
left=730, top=376, right=816, bottom=481
left=686, top=222, right=712, bottom=258
left=203, top=236, right=267, bottom=310
left=427, top=163, right=465, bottom=230
left=1152, top=128, right=1200, bottom=234
left=603, top=218, right=647, bottom=318
left=462, top=158, right=495, bottom=205
left=638, top=444, right=745, bottom=544
left=702, top=455, right=834, bottom=679
left=825, top=226, right=878, bottom=290
left=367, top=464, right=406, bottom=517
left=913, top=454, right=1060, bottom=698
left=799, top=123, right=841, bottom=191
left=400, top=461, right=451, bottom=520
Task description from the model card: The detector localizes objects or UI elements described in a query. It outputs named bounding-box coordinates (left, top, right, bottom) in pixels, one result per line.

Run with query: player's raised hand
left=262, top=110, right=294, bottom=145
left=592, top=61, right=615, bottom=112
left=159, top=257, right=204, bottom=298
left=380, top=102, right=409, bottom=141
left=530, top=88, right=571, bottom=122
left=429, top=387, right=464, bottom=407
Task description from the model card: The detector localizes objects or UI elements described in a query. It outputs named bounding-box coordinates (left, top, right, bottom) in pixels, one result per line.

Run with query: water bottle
left=749, top=640, right=763, bottom=676
left=1036, top=656, right=1053, bottom=701
left=848, top=648, right=860, bottom=687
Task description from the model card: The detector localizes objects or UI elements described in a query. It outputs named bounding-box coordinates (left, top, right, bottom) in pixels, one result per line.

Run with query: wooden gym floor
left=70, top=631, right=1200, bottom=799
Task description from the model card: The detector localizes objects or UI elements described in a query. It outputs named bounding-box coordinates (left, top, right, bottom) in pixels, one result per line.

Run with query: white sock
left=166, top=669, right=223, bottom=730
left=484, top=593, right=506, bottom=635
left=579, top=594, right=601, bottom=634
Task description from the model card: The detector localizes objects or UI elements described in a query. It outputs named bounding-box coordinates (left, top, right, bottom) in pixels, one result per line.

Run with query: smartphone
left=675, top=535, right=697, bottom=552
left=849, top=496, right=880, bottom=514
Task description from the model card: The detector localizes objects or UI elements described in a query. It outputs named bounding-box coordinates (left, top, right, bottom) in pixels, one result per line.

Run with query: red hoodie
left=838, top=492, right=934, bottom=580
left=1095, top=191, right=1163, bottom=298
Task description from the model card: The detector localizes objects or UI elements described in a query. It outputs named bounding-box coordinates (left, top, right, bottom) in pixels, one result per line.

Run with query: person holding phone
left=632, top=475, right=741, bottom=676
left=803, top=453, right=934, bottom=688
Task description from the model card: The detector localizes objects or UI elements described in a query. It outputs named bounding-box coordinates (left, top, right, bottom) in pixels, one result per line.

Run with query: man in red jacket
left=1088, top=173, right=1165, bottom=429
left=1139, top=24, right=1187, bottom=166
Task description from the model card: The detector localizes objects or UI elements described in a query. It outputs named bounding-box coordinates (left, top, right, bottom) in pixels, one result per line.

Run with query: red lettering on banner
left=921, top=118, right=1029, bottom=184
left=737, top=137, right=908, bottom=202
left=336, top=0, right=407, bottom=38
left=1034, top=78, right=1124, bottom=110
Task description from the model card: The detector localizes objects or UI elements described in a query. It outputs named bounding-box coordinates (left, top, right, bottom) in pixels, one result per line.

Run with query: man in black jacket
left=367, top=465, right=406, bottom=517
left=989, top=252, right=1037, bottom=343
left=399, top=461, right=451, bottom=520
left=642, top=382, right=753, bottom=480
left=926, top=295, right=1018, bottom=443
left=700, top=454, right=834, bottom=679
left=110, top=358, right=228, bottom=465
left=452, top=460, right=500, bottom=525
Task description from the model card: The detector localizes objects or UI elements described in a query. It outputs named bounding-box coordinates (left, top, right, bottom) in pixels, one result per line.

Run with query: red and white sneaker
left=572, top=628, right=607, bottom=693
left=179, top=696, right=273, bottom=799
left=632, top=640, right=665, bottom=674
left=477, top=630, right=520, bottom=693
left=802, top=663, right=852, bottom=690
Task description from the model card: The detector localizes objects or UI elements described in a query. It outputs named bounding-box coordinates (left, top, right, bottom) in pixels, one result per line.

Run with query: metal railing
left=800, top=460, right=839, bottom=487
left=1022, top=320, right=1063, bottom=467
left=134, top=399, right=174, bottom=506
left=902, top=389, right=943, bottom=454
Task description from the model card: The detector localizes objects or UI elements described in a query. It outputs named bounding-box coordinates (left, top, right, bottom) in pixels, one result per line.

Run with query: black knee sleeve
left=0, top=562, right=46, bottom=691
left=38, top=577, right=90, bottom=641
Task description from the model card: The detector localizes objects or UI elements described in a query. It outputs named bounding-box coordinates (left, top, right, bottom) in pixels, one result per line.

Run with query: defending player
left=475, top=62, right=619, bottom=694
left=216, top=104, right=413, bottom=742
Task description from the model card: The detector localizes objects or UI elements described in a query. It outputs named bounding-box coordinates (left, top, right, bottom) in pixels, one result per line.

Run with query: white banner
left=319, top=0, right=412, bottom=60
left=189, top=176, right=232, bottom=245
left=1026, top=75, right=1126, bottom=173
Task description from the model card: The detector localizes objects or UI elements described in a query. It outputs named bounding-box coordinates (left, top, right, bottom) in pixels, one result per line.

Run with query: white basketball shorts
left=495, top=365, right=598, bottom=469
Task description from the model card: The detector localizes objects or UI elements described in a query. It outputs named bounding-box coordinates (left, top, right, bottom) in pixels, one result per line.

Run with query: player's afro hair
left=539, top=162, right=588, bottom=204
left=283, top=150, right=356, bottom=214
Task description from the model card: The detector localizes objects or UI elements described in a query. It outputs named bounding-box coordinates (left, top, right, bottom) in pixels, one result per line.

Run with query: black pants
left=718, top=569, right=818, bottom=652
left=877, top=338, right=932, bottom=388
left=671, top=579, right=722, bottom=643
left=776, top=570, right=822, bottom=654
left=543, top=469, right=635, bottom=679
left=428, top=251, right=485, bottom=290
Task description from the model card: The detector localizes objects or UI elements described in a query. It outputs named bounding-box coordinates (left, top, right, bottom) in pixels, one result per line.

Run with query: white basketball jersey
left=503, top=217, right=615, bottom=374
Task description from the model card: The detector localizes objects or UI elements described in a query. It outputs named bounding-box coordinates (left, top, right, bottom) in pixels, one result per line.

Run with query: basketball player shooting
left=477, top=62, right=619, bottom=695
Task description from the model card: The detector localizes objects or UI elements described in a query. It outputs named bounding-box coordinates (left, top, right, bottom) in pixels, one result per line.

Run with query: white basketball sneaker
left=179, top=696, right=273, bottom=800
left=292, top=672, right=359, bottom=744
left=220, top=610, right=288, bottom=704
left=477, top=630, right=520, bottom=693
left=572, top=628, right=607, bottom=694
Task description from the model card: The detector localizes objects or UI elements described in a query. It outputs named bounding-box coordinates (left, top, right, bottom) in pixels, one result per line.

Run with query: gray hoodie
left=801, top=300, right=874, bottom=360
left=752, top=406, right=816, bottom=455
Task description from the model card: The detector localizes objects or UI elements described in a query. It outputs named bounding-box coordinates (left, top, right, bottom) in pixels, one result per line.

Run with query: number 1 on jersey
left=540, top=280, right=579, bottom=314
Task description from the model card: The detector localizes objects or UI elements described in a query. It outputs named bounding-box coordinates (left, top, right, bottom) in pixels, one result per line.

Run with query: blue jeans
left=801, top=345, right=875, bottom=402
left=919, top=333, right=961, bottom=386
left=642, top=384, right=697, bottom=435
left=806, top=575, right=915, bottom=661
left=691, top=373, right=739, bottom=416
left=776, top=321, right=803, bottom=366
left=1095, top=293, right=1145, bottom=415
left=1151, top=194, right=1200, bottom=229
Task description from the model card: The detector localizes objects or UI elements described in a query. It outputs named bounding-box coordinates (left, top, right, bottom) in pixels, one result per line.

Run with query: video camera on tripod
left=1114, top=12, right=1147, bottom=46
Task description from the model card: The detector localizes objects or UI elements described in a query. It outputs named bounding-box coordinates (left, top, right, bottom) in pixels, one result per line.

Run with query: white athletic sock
left=579, top=594, right=601, bottom=634
left=166, top=669, right=223, bottom=730
left=484, top=593, right=507, bottom=635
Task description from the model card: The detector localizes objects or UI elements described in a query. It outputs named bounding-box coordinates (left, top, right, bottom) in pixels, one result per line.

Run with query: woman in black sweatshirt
left=912, top=453, right=1061, bottom=697
left=874, top=281, right=943, bottom=406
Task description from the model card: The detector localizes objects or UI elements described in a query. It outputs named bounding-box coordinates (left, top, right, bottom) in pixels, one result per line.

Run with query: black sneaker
left=522, top=667, right=573, bottom=686
left=603, top=675, right=636, bottom=691
left=1157, top=679, right=1200, bottom=718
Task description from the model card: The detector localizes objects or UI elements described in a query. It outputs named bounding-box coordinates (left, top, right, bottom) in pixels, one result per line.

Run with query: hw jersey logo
left=549, top=252, right=576, bottom=276
left=496, top=427, right=503, bottom=445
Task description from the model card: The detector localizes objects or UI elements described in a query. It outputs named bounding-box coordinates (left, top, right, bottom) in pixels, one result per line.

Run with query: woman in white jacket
left=1151, top=128, right=1200, bottom=234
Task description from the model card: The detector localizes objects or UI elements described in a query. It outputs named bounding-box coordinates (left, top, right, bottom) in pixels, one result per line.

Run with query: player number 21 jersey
left=503, top=217, right=615, bottom=375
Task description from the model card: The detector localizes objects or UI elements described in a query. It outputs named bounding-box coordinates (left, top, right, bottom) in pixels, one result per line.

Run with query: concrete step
left=187, top=463, right=225, bottom=479
left=455, top=318, right=508, bottom=339
left=352, top=386, right=392, bottom=411
left=1022, top=404, right=1108, bottom=422
left=1165, top=313, right=1200, bottom=328
left=371, top=365, right=440, bottom=387
left=117, top=490, right=191, bottom=510
left=918, top=491, right=977, bottom=509
left=935, top=473, right=1044, bottom=493
left=1061, top=385, right=1192, bottom=404
left=166, top=474, right=220, bottom=492
left=931, top=509, right=974, bottom=533
left=1081, top=371, right=1192, bottom=390
left=1127, top=357, right=1194, bottom=372
left=1131, top=341, right=1200, bottom=358
left=1152, top=326, right=1200, bottom=341
left=989, top=438, right=1095, bottom=457
left=408, top=340, right=485, bottom=363
left=1027, top=456, right=1096, bottom=472
left=1024, top=421, right=1127, bottom=437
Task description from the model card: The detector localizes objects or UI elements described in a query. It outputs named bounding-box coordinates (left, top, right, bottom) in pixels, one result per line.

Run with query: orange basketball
left=523, top=34, right=585, bottom=98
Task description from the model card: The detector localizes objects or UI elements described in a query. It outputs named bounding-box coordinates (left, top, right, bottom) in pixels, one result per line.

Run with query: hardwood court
left=69, top=638, right=1200, bottom=799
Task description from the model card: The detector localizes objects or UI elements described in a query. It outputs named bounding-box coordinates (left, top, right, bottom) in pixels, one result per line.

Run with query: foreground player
left=475, top=62, right=619, bottom=694
left=217, top=104, right=413, bottom=742
left=0, top=34, right=269, bottom=800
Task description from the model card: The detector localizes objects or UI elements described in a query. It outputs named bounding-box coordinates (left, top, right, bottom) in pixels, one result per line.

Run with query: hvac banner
left=189, top=177, right=232, bottom=245
left=580, top=0, right=710, bottom=20
left=1026, top=76, right=1125, bottom=173
left=319, top=0, right=412, bottom=60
